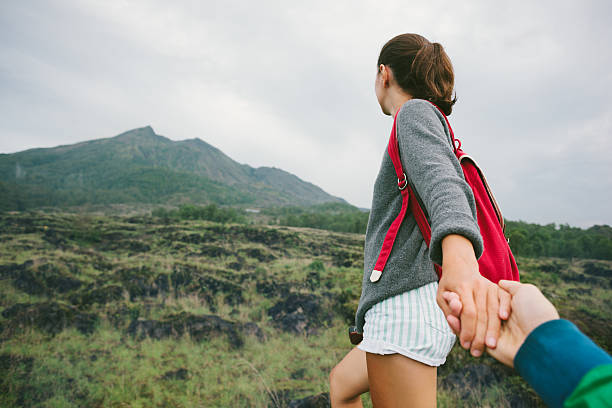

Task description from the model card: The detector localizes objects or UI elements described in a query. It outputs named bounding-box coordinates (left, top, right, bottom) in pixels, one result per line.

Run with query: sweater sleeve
left=396, top=100, right=483, bottom=265
left=514, top=319, right=612, bottom=408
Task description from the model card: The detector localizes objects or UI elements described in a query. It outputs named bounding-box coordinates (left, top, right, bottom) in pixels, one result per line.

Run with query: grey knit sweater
left=354, top=99, right=484, bottom=334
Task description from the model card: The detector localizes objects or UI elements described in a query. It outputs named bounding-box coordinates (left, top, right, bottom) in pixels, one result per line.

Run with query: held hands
left=444, top=280, right=560, bottom=367
left=436, top=235, right=511, bottom=358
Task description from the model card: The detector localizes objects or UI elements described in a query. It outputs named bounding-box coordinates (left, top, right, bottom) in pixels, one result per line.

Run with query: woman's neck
left=386, top=91, right=413, bottom=117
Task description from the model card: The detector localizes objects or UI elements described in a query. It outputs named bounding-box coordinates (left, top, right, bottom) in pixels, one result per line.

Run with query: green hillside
left=0, top=212, right=610, bottom=407
left=0, top=126, right=345, bottom=211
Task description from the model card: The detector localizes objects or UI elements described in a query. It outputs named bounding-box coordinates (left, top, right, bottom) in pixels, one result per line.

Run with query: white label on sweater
left=370, top=269, right=382, bottom=282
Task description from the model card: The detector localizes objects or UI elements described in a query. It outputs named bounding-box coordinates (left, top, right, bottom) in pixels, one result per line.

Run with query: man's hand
left=486, top=280, right=560, bottom=367
left=436, top=235, right=511, bottom=357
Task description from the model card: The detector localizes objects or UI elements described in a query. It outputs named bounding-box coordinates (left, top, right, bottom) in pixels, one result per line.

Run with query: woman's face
left=375, top=65, right=391, bottom=115
left=374, top=66, right=386, bottom=111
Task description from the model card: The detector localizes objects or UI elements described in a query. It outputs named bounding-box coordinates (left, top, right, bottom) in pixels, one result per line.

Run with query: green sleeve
left=564, top=364, right=612, bottom=408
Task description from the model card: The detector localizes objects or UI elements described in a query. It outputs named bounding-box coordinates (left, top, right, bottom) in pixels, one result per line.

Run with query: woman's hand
left=436, top=235, right=511, bottom=357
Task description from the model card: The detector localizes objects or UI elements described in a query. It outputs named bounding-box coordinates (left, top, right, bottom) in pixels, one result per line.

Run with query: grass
left=1, top=317, right=356, bottom=407
left=0, top=211, right=610, bottom=407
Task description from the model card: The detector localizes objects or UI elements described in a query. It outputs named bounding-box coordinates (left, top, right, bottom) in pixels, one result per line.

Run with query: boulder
left=268, top=293, right=328, bottom=335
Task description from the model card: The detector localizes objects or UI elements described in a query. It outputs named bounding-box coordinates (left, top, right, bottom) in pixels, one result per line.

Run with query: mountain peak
left=0, top=126, right=345, bottom=209
left=112, top=125, right=163, bottom=141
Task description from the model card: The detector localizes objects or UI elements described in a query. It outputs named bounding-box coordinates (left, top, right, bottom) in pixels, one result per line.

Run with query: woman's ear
left=379, top=65, right=391, bottom=88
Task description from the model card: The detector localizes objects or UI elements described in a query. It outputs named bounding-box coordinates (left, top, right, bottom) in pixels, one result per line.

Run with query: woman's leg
left=366, top=352, right=437, bottom=408
left=329, top=346, right=369, bottom=407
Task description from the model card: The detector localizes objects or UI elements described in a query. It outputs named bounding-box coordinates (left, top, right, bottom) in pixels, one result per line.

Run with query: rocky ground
left=0, top=212, right=610, bottom=407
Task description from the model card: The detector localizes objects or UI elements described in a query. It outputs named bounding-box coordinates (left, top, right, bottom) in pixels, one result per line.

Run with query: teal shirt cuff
left=514, top=319, right=612, bottom=408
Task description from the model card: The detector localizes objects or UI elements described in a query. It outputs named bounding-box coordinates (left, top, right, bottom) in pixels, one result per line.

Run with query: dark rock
left=0, top=260, right=32, bottom=279
left=256, top=280, right=291, bottom=298
left=0, top=353, right=34, bottom=374
left=583, top=262, right=611, bottom=278
left=567, top=287, right=592, bottom=298
left=290, top=368, right=306, bottom=380
left=325, top=288, right=359, bottom=324
left=12, top=267, right=46, bottom=295
left=288, top=392, right=331, bottom=408
left=125, top=240, right=151, bottom=253
left=243, top=322, right=266, bottom=342
left=199, top=244, right=231, bottom=258
left=306, top=270, right=320, bottom=290
left=162, top=367, right=189, bottom=380
left=563, top=271, right=610, bottom=288
left=170, top=263, right=244, bottom=305
left=1, top=302, right=99, bottom=335
left=229, top=225, right=301, bottom=247
left=127, top=318, right=182, bottom=340
left=92, top=259, right=114, bottom=271
left=171, top=264, right=195, bottom=291
left=74, top=312, right=99, bottom=334
left=105, top=304, right=141, bottom=328
left=65, top=261, right=81, bottom=275
left=268, top=293, right=328, bottom=334
left=3, top=261, right=82, bottom=295
left=42, top=228, right=67, bottom=248
left=154, top=273, right=170, bottom=293
left=200, top=275, right=244, bottom=305
left=240, top=247, right=277, bottom=262
left=127, top=312, right=246, bottom=348
left=539, top=263, right=562, bottom=273
left=69, top=284, right=123, bottom=307
left=116, top=266, right=164, bottom=300
left=177, top=233, right=213, bottom=244
left=306, top=241, right=329, bottom=256
left=330, top=249, right=358, bottom=267
left=37, top=263, right=83, bottom=293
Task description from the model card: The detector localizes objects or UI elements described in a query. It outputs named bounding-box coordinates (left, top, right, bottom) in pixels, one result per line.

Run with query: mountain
left=0, top=126, right=345, bottom=210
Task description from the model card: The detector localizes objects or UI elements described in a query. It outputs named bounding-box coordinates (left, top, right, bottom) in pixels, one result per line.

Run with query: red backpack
left=370, top=102, right=520, bottom=284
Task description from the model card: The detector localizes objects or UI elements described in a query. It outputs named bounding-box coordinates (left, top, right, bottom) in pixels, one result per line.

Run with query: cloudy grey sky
left=1, top=0, right=611, bottom=227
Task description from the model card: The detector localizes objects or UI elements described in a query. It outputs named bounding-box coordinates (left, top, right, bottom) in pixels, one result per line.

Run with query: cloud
left=1, top=0, right=611, bottom=225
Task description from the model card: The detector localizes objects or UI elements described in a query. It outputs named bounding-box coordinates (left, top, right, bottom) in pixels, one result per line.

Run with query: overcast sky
left=1, top=0, right=611, bottom=227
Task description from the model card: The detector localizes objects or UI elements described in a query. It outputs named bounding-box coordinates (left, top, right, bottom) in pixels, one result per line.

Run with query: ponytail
left=378, top=34, right=456, bottom=115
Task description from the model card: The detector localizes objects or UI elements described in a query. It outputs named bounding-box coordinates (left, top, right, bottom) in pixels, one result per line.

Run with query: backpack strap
left=369, top=110, right=411, bottom=282
left=369, top=104, right=447, bottom=282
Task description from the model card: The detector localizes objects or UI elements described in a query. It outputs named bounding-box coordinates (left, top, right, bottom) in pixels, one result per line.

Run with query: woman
left=329, top=33, right=509, bottom=407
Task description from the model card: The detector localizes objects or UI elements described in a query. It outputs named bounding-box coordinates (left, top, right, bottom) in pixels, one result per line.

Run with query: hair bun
left=378, top=34, right=457, bottom=115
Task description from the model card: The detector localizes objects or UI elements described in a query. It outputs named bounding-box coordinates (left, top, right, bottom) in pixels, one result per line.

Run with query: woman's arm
left=440, top=234, right=509, bottom=356
left=396, top=100, right=508, bottom=356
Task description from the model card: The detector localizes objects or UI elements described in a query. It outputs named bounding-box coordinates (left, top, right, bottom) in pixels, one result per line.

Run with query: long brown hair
left=378, top=33, right=456, bottom=115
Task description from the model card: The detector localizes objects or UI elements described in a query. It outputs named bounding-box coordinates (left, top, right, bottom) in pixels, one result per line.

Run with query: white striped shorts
left=357, top=282, right=456, bottom=367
